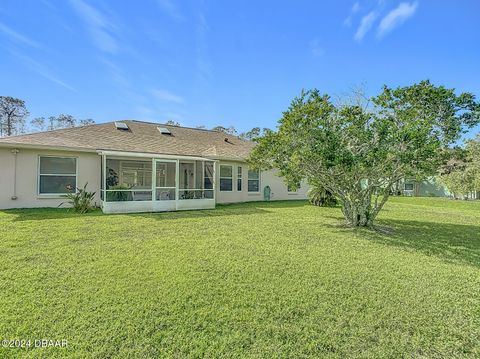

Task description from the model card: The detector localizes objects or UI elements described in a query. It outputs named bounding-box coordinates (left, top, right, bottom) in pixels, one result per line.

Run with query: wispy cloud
left=377, top=2, right=418, bottom=38
left=0, top=22, right=41, bottom=48
left=344, top=1, right=361, bottom=27
left=156, top=0, right=184, bottom=21
left=151, top=89, right=184, bottom=104
left=354, top=11, right=377, bottom=41
left=9, top=50, right=76, bottom=92
left=309, top=38, right=325, bottom=58
left=70, top=0, right=118, bottom=53
left=195, top=11, right=212, bottom=83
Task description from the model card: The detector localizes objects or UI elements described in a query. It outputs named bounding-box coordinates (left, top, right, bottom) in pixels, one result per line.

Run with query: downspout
left=11, top=148, right=19, bottom=200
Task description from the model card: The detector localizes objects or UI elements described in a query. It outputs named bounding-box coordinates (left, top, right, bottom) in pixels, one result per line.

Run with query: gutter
left=0, top=142, right=97, bottom=153
left=96, top=149, right=216, bottom=162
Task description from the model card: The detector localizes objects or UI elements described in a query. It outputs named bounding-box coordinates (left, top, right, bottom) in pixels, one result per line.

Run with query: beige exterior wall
left=0, top=147, right=101, bottom=209
left=215, top=160, right=309, bottom=204
left=0, top=149, right=308, bottom=210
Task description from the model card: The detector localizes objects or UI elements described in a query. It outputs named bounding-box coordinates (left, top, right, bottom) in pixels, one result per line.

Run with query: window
left=220, top=165, right=233, bottom=191
left=404, top=183, right=414, bottom=191
left=38, top=156, right=77, bottom=195
left=248, top=168, right=260, bottom=192
left=237, top=166, right=242, bottom=191
left=288, top=182, right=300, bottom=193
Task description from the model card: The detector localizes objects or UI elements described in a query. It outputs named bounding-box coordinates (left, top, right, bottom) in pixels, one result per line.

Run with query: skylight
left=114, top=122, right=129, bottom=130
left=158, top=127, right=171, bottom=135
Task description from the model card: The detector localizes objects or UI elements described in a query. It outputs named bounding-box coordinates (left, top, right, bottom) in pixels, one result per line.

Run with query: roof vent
left=114, top=121, right=129, bottom=130
left=158, top=127, right=172, bottom=135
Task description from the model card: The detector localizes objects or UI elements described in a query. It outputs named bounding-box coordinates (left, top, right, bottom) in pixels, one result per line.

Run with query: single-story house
left=0, top=120, right=309, bottom=213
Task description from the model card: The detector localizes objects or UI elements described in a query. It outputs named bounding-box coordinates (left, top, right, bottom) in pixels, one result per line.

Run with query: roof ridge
left=126, top=120, right=224, bottom=134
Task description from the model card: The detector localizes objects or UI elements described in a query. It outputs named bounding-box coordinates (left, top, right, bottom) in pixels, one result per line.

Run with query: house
left=399, top=178, right=450, bottom=197
left=0, top=120, right=309, bottom=213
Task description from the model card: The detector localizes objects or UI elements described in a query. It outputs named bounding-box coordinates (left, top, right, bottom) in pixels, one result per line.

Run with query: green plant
left=307, top=184, right=337, bottom=207
left=106, top=184, right=132, bottom=202
left=59, top=183, right=96, bottom=213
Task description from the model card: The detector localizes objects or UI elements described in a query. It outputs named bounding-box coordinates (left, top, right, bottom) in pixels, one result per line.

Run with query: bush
left=106, top=184, right=132, bottom=202
left=307, top=184, right=337, bottom=207
left=60, top=183, right=96, bottom=213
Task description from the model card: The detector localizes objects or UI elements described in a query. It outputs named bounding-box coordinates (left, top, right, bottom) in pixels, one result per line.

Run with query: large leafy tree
left=0, top=96, right=29, bottom=137
left=249, top=81, right=479, bottom=227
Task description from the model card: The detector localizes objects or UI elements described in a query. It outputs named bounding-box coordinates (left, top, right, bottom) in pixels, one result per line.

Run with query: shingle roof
left=0, top=120, right=255, bottom=161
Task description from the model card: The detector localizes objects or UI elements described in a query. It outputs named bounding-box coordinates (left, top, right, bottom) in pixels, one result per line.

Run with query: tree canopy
left=249, top=81, right=480, bottom=227
left=0, top=96, right=29, bottom=136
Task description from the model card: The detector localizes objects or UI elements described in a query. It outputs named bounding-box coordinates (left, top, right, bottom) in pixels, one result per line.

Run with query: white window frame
left=404, top=183, right=414, bottom=191
left=237, top=166, right=242, bottom=191
left=219, top=164, right=233, bottom=192
left=247, top=168, right=260, bottom=193
left=37, top=155, right=78, bottom=196
left=287, top=182, right=300, bottom=194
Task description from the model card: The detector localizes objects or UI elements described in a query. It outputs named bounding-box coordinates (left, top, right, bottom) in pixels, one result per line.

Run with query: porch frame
left=98, top=150, right=216, bottom=214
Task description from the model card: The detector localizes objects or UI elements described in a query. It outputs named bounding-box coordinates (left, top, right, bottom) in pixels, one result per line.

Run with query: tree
left=29, top=115, right=95, bottom=132
left=212, top=125, right=237, bottom=135
left=165, top=120, right=180, bottom=126
left=439, top=136, right=480, bottom=199
left=30, top=117, right=47, bottom=132
left=465, top=135, right=480, bottom=198
left=0, top=96, right=29, bottom=137
left=249, top=81, right=479, bottom=227
left=239, top=127, right=272, bottom=141
left=79, top=118, right=95, bottom=127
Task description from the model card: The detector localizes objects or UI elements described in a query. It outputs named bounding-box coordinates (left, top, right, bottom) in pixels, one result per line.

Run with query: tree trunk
left=339, top=189, right=390, bottom=227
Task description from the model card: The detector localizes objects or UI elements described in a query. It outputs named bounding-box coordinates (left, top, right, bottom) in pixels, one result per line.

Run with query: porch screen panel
left=105, top=158, right=153, bottom=201
left=204, top=161, right=214, bottom=199
left=155, top=161, right=176, bottom=200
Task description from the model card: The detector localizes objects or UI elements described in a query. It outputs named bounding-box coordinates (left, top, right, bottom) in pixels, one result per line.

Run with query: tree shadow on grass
left=326, top=216, right=480, bottom=268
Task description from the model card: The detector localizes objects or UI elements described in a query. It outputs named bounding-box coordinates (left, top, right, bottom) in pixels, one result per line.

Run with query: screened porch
left=99, top=152, right=215, bottom=213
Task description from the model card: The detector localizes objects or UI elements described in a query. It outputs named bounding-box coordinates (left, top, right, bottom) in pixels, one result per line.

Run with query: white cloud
left=70, top=0, right=118, bottom=53
left=352, top=2, right=361, bottom=13
left=343, top=1, right=361, bottom=27
left=151, top=89, right=184, bottom=104
left=156, top=0, right=184, bottom=21
left=377, top=2, right=418, bottom=37
left=0, top=22, right=41, bottom=48
left=354, top=11, right=377, bottom=41
left=309, top=38, right=325, bottom=58
left=9, top=50, right=76, bottom=92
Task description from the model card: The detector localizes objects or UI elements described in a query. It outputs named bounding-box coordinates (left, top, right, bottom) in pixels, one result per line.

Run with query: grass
left=0, top=197, right=479, bottom=358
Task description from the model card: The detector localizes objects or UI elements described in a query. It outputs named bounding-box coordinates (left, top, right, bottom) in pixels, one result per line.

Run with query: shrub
left=307, top=184, right=337, bottom=207
left=106, top=184, right=132, bottom=202
left=60, top=183, right=96, bottom=213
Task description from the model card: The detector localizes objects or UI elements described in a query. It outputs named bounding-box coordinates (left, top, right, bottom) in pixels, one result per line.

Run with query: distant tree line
left=1, top=96, right=268, bottom=140
left=0, top=96, right=95, bottom=137
left=165, top=120, right=271, bottom=141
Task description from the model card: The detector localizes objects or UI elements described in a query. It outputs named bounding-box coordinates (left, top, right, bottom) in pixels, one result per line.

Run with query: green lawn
left=0, top=198, right=479, bottom=358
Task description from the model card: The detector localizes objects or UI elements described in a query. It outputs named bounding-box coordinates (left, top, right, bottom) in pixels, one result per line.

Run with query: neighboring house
left=0, top=120, right=308, bottom=213
left=399, top=178, right=450, bottom=197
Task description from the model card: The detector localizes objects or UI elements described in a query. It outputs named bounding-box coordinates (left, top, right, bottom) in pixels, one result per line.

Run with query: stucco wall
left=0, top=149, right=308, bottom=210
left=0, top=147, right=101, bottom=209
left=215, top=161, right=309, bottom=204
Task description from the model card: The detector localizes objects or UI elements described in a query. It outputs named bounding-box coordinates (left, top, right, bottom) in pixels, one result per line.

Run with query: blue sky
left=0, top=0, right=479, bottom=136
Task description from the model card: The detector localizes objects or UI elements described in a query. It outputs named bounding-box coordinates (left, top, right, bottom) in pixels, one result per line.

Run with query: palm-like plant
left=60, top=183, right=96, bottom=213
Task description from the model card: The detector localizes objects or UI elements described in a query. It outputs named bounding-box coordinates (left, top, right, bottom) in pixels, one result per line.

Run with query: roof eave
left=0, top=142, right=97, bottom=153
